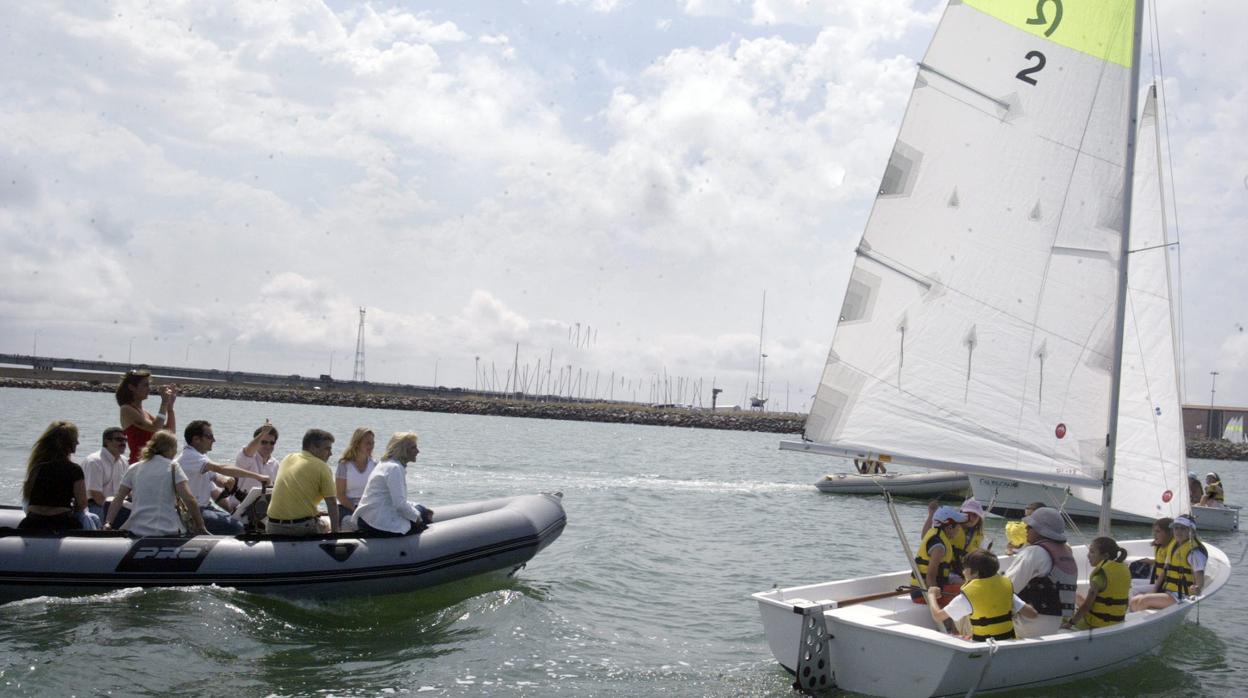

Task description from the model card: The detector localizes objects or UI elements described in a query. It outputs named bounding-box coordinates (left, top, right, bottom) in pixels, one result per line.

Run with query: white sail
left=806, top=1, right=1139, bottom=485
left=1082, top=86, right=1188, bottom=519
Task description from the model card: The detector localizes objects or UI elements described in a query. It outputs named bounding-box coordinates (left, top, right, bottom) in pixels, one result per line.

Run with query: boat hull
left=0, top=493, right=566, bottom=603
left=753, top=540, right=1230, bottom=698
left=970, top=476, right=1240, bottom=531
left=815, top=471, right=970, bottom=498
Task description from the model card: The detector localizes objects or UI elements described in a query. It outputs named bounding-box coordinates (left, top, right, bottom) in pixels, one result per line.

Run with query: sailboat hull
left=971, top=476, right=1240, bottom=532
left=753, top=540, right=1229, bottom=698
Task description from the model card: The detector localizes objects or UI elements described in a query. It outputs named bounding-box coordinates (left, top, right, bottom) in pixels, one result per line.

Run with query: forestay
left=805, top=1, right=1139, bottom=485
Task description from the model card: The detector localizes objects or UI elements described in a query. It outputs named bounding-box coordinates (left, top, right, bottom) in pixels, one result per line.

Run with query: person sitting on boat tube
left=176, top=420, right=270, bottom=535
left=83, top=426, right=131, bottom=529
left=1003, top=507, right=1076, bottom=637
left=233, top=421, right=280, bottom=504
left=266, top=429, right=340, bottom=536
left=911, top=506, right=967, bottom=606
left=116, top=369, right=177, bottom=464
left=18, top=420, right=90, bottom=532
left=352, top=432, right=435, bottom=537
left=104, top=430, right=208, bottom=537
left=1062, top=536, right=1130, bottom=630
left=854, top=458, right=886, bottom=474
left=1199, top=472, right=1225, bottom=507
left=1129, top=515, right=1207, bottom=612
left=926, top=550, right=1037, bottom=641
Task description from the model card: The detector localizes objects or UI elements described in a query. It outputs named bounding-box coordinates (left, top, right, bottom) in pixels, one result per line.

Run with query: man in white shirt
left=233, top=422, right=280, bottom=500
left=83, top=427, right=131, bottom=527
left=176, top=420, right=271, bottom=535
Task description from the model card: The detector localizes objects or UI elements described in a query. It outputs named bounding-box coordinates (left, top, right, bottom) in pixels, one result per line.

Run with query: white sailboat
left=1222, top=415, right=1245, bottom=444
left=753, top=1, right=1230, bottom=695
left=971, top=86, right=1239, bottom=531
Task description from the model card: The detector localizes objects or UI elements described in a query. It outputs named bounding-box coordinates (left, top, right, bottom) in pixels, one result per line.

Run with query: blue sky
left=1, top=0, right=1244, bottom=411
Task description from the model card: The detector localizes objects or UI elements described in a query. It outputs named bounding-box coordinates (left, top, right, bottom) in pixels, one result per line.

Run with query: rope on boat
left=884, top=491, right=950, bottom=634
left=964, top=637, right=999, bottom=697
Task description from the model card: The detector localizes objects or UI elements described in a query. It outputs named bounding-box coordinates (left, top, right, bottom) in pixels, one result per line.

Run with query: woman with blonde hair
left=116, top=369, right=178, bottom=464
left=335, top=427, right=377, bottom=523
left=104, top=430, right=207, bottom=536
left=353, top=432, right=434, bottom=537
left=19, top=420, right=89, bottom=531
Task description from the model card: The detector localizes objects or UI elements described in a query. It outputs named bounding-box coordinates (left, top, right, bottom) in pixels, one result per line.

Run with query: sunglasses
left=107, top=436, right=127, bottom=442
left=259, top=440, right=276, bottom=446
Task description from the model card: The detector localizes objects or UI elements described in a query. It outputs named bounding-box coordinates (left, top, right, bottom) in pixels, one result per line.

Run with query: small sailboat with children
left=753, top=1, right=1230, bottom=695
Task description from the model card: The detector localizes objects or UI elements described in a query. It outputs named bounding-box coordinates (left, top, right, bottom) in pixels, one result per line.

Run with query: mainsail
left=801, top=1, right=1140, bottom=486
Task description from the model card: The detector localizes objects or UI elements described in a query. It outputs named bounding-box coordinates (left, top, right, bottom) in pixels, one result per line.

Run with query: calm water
left=0, top=386, right=1244, bottom=697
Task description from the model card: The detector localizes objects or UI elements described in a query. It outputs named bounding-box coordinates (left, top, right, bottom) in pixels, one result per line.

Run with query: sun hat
left=960, top=497, right=985, bottom=518
left=1171, top=514, right=1197, bottom=531
left=932, top=506, right=968, bottom=525
left=1022, top=507, right=1066, bottom=542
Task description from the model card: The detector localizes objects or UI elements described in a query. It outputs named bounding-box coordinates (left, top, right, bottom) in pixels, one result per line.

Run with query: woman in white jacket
left=353, top=432, right=434, bottom=537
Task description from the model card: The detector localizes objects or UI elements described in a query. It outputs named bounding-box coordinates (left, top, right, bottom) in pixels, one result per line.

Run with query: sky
left=0, top=0, right=1244, bottom=413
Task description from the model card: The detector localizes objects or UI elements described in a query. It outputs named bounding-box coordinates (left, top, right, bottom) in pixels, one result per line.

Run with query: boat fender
left=319, top=542, right=358, bottom=562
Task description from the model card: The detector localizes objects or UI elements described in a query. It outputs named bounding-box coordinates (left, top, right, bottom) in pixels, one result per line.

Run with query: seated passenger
left=233, top=422, right=280, bottom=502
left=18, top=420, right=88, bottom=532
left=1199, top=472, right=1225, bottom=507
left=1004, top=502, right=1046, bottom=554
left=353, top=432, right=435, bottom=537
left=266, top=429, right=340, bottom=536
left=1063, top=536, right=1130, bottom=630
left=1130, top=518, right=1175, bottom=596
left=176, top=420, right=269, bottom=535
left=83, top=426, right=131, bottom=528
left=854, top=458, right=886, bottom=474
left=1188, top=475, right=1204, bottom=505
left=336, top=427, right=378, bottom=524
left=104, top=430, right=207, bottom=536
left=911, top=506, right=967, bottom=606
left=1004, top=507, right=1076, bottom=637
left=1130, top=515, right=1206, bottom=611
left=927, top=550, right=1037, bottom=641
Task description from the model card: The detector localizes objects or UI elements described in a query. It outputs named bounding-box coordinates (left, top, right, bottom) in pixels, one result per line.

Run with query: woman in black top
left=19, top=420, right=88, bottom=531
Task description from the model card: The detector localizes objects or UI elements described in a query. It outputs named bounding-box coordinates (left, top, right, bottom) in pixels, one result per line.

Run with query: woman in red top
left=116, top=369, right=177, bottom=463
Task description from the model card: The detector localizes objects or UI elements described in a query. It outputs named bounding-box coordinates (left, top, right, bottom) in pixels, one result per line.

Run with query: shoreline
left=4, top=375, right=1246, bottom=461
left=0, top=375, right=806, bottom=435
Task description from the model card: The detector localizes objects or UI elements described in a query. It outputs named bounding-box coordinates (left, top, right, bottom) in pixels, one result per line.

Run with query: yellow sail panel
left=962, top=0, right=1135, bottom=67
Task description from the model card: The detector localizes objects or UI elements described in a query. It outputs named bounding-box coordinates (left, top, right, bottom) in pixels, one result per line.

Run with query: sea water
left=0, top=386, right=1243, bottom=696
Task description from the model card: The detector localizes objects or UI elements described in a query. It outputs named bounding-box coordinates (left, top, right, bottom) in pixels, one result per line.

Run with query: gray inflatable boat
left=0, top=492, right=565, bottom=604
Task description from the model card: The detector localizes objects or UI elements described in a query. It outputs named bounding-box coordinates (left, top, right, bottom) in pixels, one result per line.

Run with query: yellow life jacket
left=1161, top=538, right=1207, bottom=596
left=1150, top=539, right=1175, bottom=585
left=912, top=526, right=954, bottom=588
left=962, top=574, right=1016, bottom=641
left=1205, top=482, right=1224, bottom=503
left=1086, top=559, right=1130, bottom=627
left=955, top=526, right=984, bottom=566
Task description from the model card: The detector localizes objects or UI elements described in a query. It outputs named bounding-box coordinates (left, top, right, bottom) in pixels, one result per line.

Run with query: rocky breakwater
left=0, top=376, right=806, bottom=435
left=1186, top=439, right=1248, bottom=462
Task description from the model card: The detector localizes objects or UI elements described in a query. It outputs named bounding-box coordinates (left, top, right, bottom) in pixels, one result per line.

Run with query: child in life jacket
left=926, top=550, right=1037, bottom=642
left=1130, top=515, right=1207, bottom=611
left=1063, top=536, right=1130, bottom=630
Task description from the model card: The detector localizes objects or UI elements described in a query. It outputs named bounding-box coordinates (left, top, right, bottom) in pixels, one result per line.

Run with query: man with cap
left=1003, top=507, right=1077, bottom=637
left=911, top=505, right=968, bottom=606
left=1129, top=515, right=1207, bottom=611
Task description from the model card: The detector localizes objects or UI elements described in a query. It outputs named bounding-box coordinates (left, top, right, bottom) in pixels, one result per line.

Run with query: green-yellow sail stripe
left=962, top=0, right=1135, bottom=68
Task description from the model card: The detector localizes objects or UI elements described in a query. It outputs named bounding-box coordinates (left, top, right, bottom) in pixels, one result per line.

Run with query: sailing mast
left=751, top=290, right=768, bottom=411
left=1099, top=1, right=1147, bottom=536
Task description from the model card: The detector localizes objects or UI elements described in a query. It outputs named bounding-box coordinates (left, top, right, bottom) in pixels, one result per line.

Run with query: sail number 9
left=1016, top=51, right=1046, bottom=85
left=1025, top=0, right=1063, bottom=37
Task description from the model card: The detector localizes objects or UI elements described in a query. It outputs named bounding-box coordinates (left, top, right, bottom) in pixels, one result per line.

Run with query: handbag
left=170, top=463, right=197, bottom=534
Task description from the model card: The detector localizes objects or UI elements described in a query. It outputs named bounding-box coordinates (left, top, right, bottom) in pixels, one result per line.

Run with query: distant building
left=1182, top=404, right=1248, bottom=441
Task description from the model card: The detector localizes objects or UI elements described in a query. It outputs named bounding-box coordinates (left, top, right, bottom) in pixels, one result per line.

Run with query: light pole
left=433, top=357, right=440, bottom=387
left=32, top=331, right=38, bottom=356
left=1209, top=371, right=1220, bottom=439
left=328, top=351, right=333, bottom=377
left=474, top=356, right=480, bottom=391
left=227, top=343, right=235, bottom=372
left=128, top=337, right=135, bottom=364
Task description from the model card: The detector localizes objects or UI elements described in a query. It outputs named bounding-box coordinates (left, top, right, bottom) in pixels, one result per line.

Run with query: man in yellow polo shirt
left=266, top=429, right=340, bottom=535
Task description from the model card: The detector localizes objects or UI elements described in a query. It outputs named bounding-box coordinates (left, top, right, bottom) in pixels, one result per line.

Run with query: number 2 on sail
left=1016, top=51, right=1046, bottom=85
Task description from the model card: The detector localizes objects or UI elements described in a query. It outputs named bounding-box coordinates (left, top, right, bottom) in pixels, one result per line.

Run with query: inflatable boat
left=0, top=492, right=565, bottom=604
left=814, top=471, right=970, bottom=498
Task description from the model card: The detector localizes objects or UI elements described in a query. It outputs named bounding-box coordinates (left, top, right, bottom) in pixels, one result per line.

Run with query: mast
left=1099, top=1, right=1147, bottom=536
